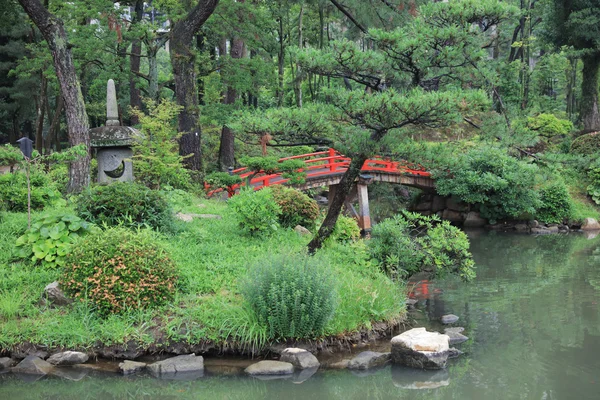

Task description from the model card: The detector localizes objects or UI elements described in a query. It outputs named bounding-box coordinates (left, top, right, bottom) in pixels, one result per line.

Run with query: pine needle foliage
left=242, top=253, right=337, bottom=339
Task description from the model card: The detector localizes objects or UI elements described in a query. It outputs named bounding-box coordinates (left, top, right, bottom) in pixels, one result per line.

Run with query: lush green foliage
left=76, top=182, right=174, bottom=231
left=330, top=214, right=361, bottom=243
left=537, top=181, right=573, bottom=223
left=369, top=212, right=475, bottom=281
left=204, top=172, right=242, bottom=190
left=270, top=185, right=319, bottom=229
left=526, top=114, right=573, bottom=138
left=0, top=168, right=61, bottom=212
left=571, top=132, right=600, bottom=155
left=239, top=156, right=306, bottom=185
left=228, top=187, right=281, bottom=235
left=15, top=210, right=99, bottom=269
left=587, top=160, right=600, bottom=205
left=0, top=144, right=22, bottom=166
left=435, top=147, right=540, bottom=222
left=61, top=228, right=177, bottom=315
left=131, top=99, right=190, bottom=190
left=242, top=253, right=337, bottom=339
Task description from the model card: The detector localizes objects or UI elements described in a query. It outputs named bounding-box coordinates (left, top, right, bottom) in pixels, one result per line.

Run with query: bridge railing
left=205, top=148, right=430, bottom=197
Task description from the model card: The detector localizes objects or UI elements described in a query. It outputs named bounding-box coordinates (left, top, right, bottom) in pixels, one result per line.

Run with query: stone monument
left=89, top=79, right=137, bottom=183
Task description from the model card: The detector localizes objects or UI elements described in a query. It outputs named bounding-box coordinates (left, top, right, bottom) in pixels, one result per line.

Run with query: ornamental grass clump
left=61, top=228, right=177, bottom=315
left=242, top=254, right=337, bottom=339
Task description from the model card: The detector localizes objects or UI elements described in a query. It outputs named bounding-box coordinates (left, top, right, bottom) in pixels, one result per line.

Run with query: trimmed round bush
left=242, top=254, right=337, bottom=339
left=76, top=182, right=174, bottom=231
left=270, top=185, right=319, bottom=228
left=536, top=181, right=573, bottom=223
left=61, top=228, right=177, bottom=315
left=571, top=132, right=600, bottom=155
left=228, top=187, right=281, bottom=235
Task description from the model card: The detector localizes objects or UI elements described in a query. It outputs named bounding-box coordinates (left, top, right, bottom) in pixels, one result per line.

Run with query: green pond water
left=1, top=231, right=600, bottom=399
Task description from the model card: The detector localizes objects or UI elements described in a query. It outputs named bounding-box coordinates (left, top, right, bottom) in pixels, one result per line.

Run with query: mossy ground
left=0, top=195, right=405, bottom=354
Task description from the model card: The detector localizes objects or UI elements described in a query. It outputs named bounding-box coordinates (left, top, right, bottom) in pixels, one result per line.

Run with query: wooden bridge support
left=328, top=174, right=373, bottom=237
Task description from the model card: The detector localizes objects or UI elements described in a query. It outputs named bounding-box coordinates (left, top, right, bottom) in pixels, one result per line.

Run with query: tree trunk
left=129, top=0, right=144, bottom=124
left=18, top=0, right=90, bottom=193
left=581, top=53, right=600, bottom=131
left=170, top=0, right=220, bottom=172
left=566, top=57, right=577, bottom=121
left=49, top=94, right=64, bottom=152
left=294, top=2, right=304, bottom=108
left=34, top=72, right=47, bottom=154
left=277, top=17, right=285, bottom=107
left=308, top=154, right=367, bottom=254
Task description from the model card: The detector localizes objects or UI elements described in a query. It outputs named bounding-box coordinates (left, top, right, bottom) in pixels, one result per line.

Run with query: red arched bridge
left=206, top=148, right=435, bottom=234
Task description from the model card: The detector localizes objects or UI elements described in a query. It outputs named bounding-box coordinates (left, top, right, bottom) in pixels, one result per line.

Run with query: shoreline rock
left=391, top=328, right=450, bottom=370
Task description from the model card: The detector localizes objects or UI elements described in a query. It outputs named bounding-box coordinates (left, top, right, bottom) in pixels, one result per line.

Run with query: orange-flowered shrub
left=61, top=227, right=177, bottom=315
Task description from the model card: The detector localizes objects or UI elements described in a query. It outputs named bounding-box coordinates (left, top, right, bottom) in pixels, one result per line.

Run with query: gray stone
left=13, top=356, right=53, bottom=375
left=280, top=348, right=319, bottom=369
left=315, top=196, right=328, bottom=205
left=42, top=281, right=72, bottom=307
left=147, top=354, right=204, bottom=377
left=176, top=213, right=222, bottom=222
left=546, top=225, right=560, bottom=233
left=442, top=209, right=463, bottom=223
left=47, top=351, right=88, bottom=366
left=327, top=360, right=350, bottom=369
left=431, top=196, right=446, bottom=213
left=294, top=225, right=311, bottom=235
left=106, top=79, right=119, bottom=126
left=292, top=366, right=319, bottom=383
left=463, top=212, right=486, bottom=228
left=176, top=213, right=194, bottom=222
left=441, top=314, right=459, bottom=324
left=391, top=328, right=450, bottom=370
left=443, top=327, right=464, bottom=334
left=11, top=346, right=48, bottom=360
left=119, top=360, right=147, bottom=375
left=50, top=367, right=88, bottom=381
left=406, top=298, right=418, bottom=308
left=413, top=201, right=432, bottom=212
left=347, top=351, right=391, bottom=370
left=245, top=360, right=294, bottom=376
left=528, top=219, right=540, bottom=228
left=581, top=218, right=600, bottom=231
left=391, top=366, right=450, bottom=389
left=447, top=347, right=463, bottom=359
left=443, top=330, right=468, bottom=345
left=445, top=196, right=469, bottom=212
left=96, top=147, right=134, bottom=183
left=0, top=357, right=16, bottom=370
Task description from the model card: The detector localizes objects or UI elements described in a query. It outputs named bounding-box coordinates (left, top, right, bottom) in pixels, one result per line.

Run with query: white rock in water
left=391, top=328, right=450, bottom=370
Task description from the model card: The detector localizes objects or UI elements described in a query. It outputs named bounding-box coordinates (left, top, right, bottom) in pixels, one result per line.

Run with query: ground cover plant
left=0, top=196, right=404, bottom=352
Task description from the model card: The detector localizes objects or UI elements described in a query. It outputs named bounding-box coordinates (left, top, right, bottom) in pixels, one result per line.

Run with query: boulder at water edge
left=347, top=351, right=391, bottom=370
left=0, top=357, right=16, bottom=370
left=119, top=360, right=147, bottom=375
left=444, top=327, right=469, bottom=345
left=441, top=314, right=459, bottom=324
left=391, top=328, right=450, bottom=370
left=581, top=218, right=600, bottom=231
left=245, top=360, right=294, bottom=376
left=280, top=348, right=320, bottom=369
left=12, top=356, right=53, bottom=375
left=47, top=351, right=89, bottom=366
left=147, top=354, right=204, bottom=377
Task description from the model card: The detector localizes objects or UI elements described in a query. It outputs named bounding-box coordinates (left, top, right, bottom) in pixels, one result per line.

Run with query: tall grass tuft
left=242, top=253, right=337, bottom=339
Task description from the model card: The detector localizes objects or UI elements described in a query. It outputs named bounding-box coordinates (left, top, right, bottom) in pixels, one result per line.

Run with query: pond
left=2, top=231, right=599, bottom=399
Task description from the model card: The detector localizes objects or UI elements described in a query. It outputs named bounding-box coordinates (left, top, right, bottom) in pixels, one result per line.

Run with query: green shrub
left=330, top=214, right=361, bottom=242
left=369, top=212, right=475, bottom=281
left=434, top=147, right=540, bottom=222
left=368, top=215, right=423, bottom=278
left=0, top=144, right=22, bottom=166
left=228, top=187, right=281, bottom=235
left=131, top=99, right=190, bottom=190
left=270, top=185, right=319, bottom=228
left=205, top=172, right=242, bottom=190
left=526, top=113, right=573, bottom=138
left=587, top=160, right=600, bottom=205
left=76, top=182, right=174, bottom=231
left=0, top=168, right=61, bottom=212
left=61, top=228, right=178, bottom=315
left=536, top=181, right=573, bottom=223
left=571, top=132, right=600, bottom=155
left=15, top=210, right=99, bottom=268
left=242, top=253, right=337, bottom=339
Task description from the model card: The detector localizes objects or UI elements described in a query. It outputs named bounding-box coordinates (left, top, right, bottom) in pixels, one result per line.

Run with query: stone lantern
left=89, top=79, right=138, bottom=183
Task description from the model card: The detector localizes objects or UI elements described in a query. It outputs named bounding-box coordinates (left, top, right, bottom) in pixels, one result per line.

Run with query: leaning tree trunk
left=170, top=0, right=220, bottom=172
left=129, top=0, right=144, bottom=124
left=581, top=53, right=600, bottom=131
left=18, top=0, right=90, bottom=193
left=307, top=154, right=367, bottom=254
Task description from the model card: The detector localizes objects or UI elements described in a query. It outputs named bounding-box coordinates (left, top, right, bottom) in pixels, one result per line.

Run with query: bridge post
left=357, top=175, right=373, bottom=237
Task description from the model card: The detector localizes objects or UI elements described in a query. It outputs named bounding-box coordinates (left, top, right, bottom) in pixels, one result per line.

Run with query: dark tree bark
left=218, top=36, right=244, bottom=171
left=18, top=0, right=90, bottom=192
left=129, top=0, right=144, bottom=124
left=581, top=53, right=600, bottom=131
left=49, top=94, right=63, bottom=152
left=34, top=72, right=47, bottom=153
left=170, top=0, right=220, bottom=171
left=307, top=153, right=367, bottom=254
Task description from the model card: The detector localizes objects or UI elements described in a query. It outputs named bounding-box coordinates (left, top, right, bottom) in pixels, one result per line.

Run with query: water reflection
left=1, top=232, right=600, bottom=399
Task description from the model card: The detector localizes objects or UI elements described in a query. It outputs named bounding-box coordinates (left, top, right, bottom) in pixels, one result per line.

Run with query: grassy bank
left=0, top=197, right=405, bottom=354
